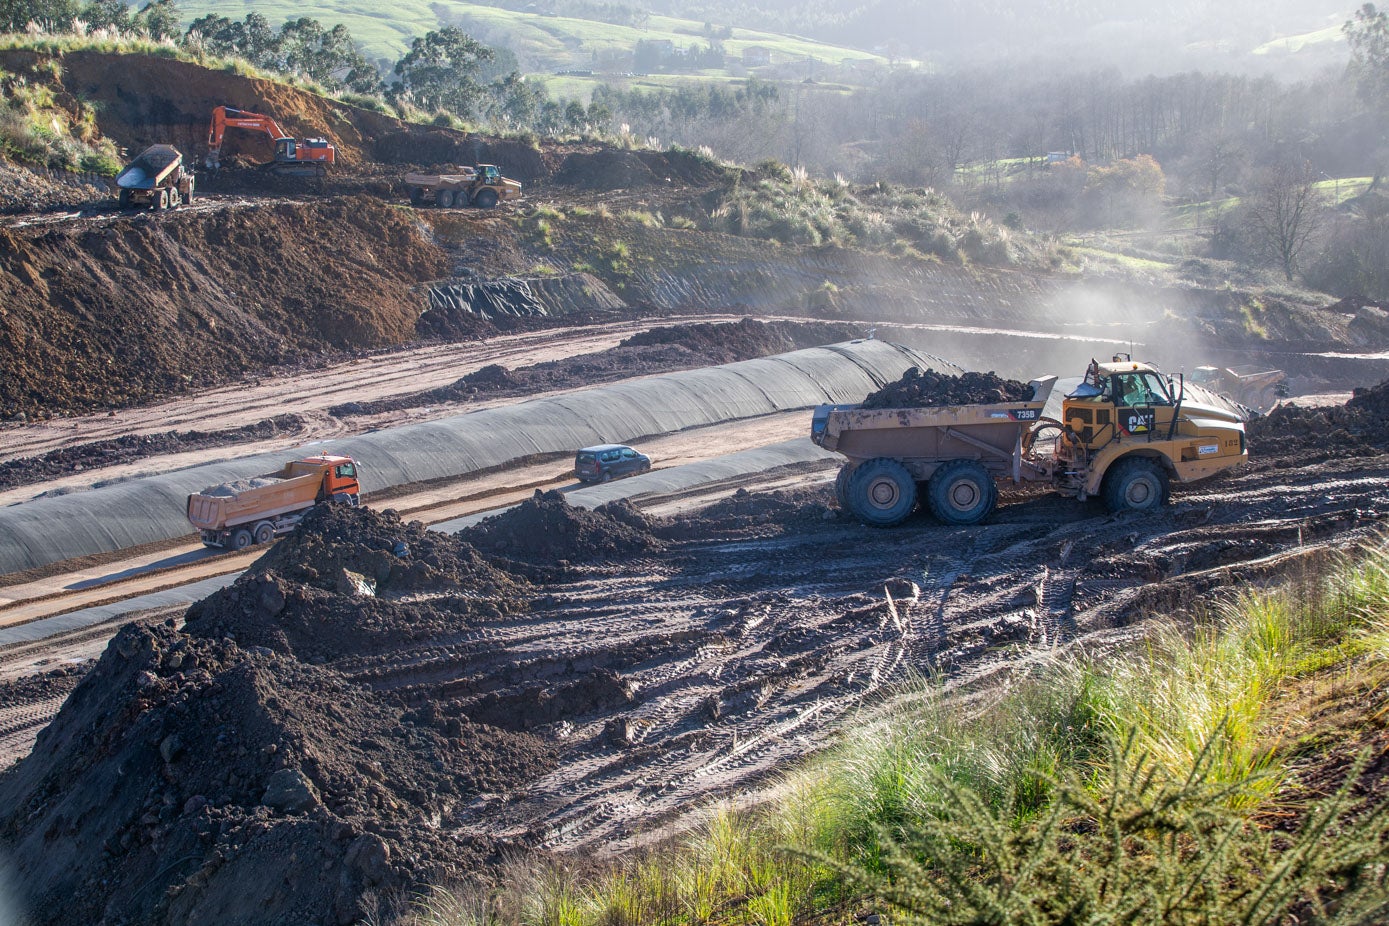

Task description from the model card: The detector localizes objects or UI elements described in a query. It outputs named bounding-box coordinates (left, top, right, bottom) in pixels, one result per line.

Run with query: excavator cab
left=274, top=137, right=297, bottom=162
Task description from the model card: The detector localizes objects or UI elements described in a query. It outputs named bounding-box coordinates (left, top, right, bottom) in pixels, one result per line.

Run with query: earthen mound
left=183, top=506, right=530, bottom=663
left=0, top=620, right=555, bottom=926
left=1248, top=379, right=1389, bottom=455
left=461, top=490, right=665, bottom=564
left=661, top=485, right=833, bottom=540
left=554, top=150, right=659, bottom=190
left=860, top=367, right=1033, bottom=409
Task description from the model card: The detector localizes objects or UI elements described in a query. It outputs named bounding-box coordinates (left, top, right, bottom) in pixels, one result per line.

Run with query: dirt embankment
left=0, top=197, right=446, bottom=418
left=1248, top=378, right=1389, bottom=458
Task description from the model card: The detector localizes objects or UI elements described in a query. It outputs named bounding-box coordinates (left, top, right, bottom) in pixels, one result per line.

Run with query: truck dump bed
left=404, top=169, right=477, bottom=186
left=187, top=462, right=326, bottom=532
left=813, top=376, right=1057, bottom=477
left=116, top=145, right=182, bottom=190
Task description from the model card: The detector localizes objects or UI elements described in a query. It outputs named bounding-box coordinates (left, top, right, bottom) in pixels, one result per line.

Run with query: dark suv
left=574, top=444, right=651, bottom=483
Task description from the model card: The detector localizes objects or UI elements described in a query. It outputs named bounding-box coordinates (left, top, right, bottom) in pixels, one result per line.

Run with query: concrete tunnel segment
left=0, top=339, right=944, bottom=577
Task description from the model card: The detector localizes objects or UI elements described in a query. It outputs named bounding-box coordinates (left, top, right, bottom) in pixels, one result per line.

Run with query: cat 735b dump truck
left=812, top=356, right=1249, bottom=526
left=187, top=454, right=360, bottom=550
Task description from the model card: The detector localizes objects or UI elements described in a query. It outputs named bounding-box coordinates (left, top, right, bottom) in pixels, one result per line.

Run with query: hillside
left=180, top=0, right=1350, bottom=77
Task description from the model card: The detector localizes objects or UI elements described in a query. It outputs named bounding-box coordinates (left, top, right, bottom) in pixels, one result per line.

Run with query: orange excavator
left=205, top=105, right=336, bottom=177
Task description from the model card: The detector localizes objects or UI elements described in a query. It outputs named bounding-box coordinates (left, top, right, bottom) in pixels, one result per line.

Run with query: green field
left=178, top=0, right=890, bottom=81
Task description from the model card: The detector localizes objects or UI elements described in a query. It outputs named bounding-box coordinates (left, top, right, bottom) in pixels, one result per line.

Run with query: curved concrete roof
left=0, top=340, right=935, bottom=577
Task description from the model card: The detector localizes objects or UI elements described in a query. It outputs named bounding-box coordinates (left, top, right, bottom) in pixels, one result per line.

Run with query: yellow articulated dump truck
left=812, top=355, right=1249, bottom=526
left=187, top=454, right=360, bottom=550
left=404, top=164, right=522, bottom=208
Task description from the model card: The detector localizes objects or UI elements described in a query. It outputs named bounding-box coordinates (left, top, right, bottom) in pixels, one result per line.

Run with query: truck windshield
left=335, top=463, right=356, bottom=478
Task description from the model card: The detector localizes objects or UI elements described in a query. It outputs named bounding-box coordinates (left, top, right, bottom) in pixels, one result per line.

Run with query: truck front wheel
left=230, top=528, right=253, bottom=551
left=847, top=458, right=917, bottom=526
left=927, top=460, right=997, bottom=525
left=1103, top=457, right=1169, bottom=513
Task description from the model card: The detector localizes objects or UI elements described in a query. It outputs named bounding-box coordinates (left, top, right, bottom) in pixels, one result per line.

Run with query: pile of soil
left=0, top=505, right=558, bottom=926
left=1248, top=379, right=1389, bottom=456
left=859, top=367, right=1033, bottom=409
left=185, top=506, right=532, bottom=665
left=0, top=415, right=303, bottom=491
left=460, top=490, right=665, bottom=565
left=0, top=197, right=447, bottom=418
left=659, top=483, right=836, bottom=541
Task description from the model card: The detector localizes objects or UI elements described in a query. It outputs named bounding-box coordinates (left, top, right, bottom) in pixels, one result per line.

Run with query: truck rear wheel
left=1103, top=457, right=1168, bottom=513
left=833, top=464, right=856, bottom=509
left=253, top=522, right=275, bottom=544
left=436, top=189, right=455, bottom=208
left=230, top=528, right=253, bottom=551
left=847, top=458, right=917, bottom=526
left=927, top=460, right=996, bottom=525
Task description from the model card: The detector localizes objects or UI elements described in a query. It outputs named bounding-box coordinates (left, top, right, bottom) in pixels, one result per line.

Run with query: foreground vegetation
left=411, top=539, right=1389, bottom=924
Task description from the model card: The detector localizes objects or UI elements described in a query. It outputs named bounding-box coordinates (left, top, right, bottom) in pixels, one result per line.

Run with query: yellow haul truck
left=811, top=356, right=1249, bottom=526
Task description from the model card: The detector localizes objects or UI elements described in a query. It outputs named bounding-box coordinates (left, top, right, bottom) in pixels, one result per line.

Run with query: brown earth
left=1247, top=378, right=1389, bottom=459
left=0, top=196, right=446, bottom=417
left=860, top=367, right=1034, bottom=408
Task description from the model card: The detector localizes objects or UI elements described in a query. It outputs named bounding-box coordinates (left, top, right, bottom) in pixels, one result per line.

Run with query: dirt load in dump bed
left=859, top=367, right=1034, bottom=409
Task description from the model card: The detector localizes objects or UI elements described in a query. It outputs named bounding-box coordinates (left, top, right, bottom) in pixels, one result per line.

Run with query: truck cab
left=1055, top=356, right=1247, bottom=509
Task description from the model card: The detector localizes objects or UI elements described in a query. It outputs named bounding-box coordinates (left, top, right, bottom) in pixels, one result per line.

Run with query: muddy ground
left=2, top=383, right=1386, bottom=926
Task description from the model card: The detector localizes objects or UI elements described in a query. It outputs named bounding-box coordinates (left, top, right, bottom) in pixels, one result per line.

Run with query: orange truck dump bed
left=187, top=454, right=360, bottom=550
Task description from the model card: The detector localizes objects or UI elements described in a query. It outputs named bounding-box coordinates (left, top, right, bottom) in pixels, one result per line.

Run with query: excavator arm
left=206, top=106, right=292, bottom=170
left=205, top=105, right=334, bottom=173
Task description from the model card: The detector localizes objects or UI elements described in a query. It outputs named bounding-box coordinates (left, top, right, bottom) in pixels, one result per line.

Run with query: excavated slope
left=0, top=197, right=446, bottom=416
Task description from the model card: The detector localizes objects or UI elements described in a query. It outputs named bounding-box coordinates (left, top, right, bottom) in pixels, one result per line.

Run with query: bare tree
left=1248, top=160, right=1326, bottom=282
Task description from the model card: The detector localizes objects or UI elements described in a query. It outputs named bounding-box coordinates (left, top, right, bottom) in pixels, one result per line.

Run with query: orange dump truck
left=187, top=454, right=360, bottom=550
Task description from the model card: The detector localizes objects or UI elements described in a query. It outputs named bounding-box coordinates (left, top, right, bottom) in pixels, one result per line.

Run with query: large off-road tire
left=436, top=189, right=455, bottom=208
left=846, top=458, right=917, bottom=526
left=473, top=187, right=499, bottom=208
left=409, top=186, right=426, bottom=205
left=156, top=188, right=169, bottom=210
left=118, top=188, right=130, bottom=209
left=253, top=522, right=275, bottom=544
left=1103, top=456, right=1169, bottom=513
left=230, top=528, right=253, bottom=551
left=926, top=459, right=997, bottom=525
